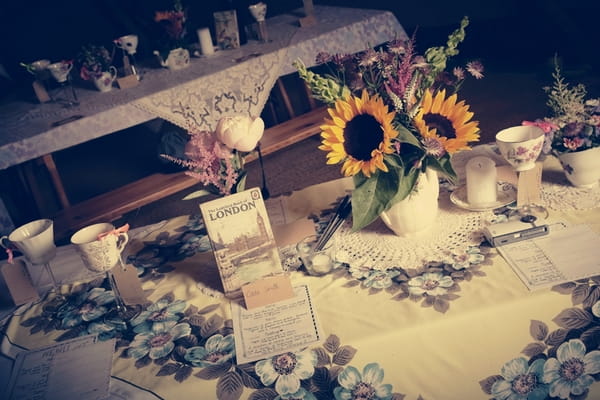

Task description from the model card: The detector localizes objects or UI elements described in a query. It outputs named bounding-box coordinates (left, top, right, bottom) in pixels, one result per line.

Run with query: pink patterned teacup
left=496, top=125, right=544, bottom=171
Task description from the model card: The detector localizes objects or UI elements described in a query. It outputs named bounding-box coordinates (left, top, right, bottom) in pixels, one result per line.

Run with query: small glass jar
left=296, top=234, right=336, bottom=276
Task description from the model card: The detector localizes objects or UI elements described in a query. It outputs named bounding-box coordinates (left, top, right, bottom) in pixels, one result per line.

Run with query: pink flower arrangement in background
left=523, top=59, right=600, bottom=155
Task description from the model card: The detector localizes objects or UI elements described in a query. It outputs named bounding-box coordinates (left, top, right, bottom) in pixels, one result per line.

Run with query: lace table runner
left=332, top=188, right=489, bottom=271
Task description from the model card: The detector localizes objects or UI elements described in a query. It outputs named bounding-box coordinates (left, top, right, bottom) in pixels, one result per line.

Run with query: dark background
left=1, top=0, right=599, bottom=98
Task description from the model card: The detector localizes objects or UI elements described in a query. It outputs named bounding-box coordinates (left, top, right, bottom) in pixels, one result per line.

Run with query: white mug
left=71, top=223, right=129, bottom=272
left=0, top=219, right=56, bottom=265
left=115, top=34, right=138, bottom=55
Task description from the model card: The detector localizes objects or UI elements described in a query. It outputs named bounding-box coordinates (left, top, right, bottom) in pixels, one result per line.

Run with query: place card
left=1, top=260, right=39, bottom=305
left=517, top=161, right=543, bottom=207
left=110, top=263, right=147, bottom=305
left=117, top=75, right=139, bottom=89
left=241, top=274, right=295, bottom=309
left=232, top=284, right=323, bottom=364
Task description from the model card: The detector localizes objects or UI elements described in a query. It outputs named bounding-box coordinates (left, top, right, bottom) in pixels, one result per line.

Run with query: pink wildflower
left=522, top=120, right=559, bottom=133
left=466, top=61, right=484, bottom=79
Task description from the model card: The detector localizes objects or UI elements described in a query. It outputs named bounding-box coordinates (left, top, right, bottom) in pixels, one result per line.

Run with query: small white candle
left=197, top=28, right=215, bottom=55
left=308, top=253, right=333, bottom=274
left=466, top=156, right=497, bottom=206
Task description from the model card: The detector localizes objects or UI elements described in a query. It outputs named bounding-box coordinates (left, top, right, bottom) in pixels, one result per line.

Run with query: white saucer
left=450, top=182, right=517, bottom=211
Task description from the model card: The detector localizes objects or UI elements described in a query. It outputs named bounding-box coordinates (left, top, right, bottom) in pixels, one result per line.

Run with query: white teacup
left=71, top=223, right=129, bottom=272
left=47, top=61, right=73, bottom=83
left=0, top=219, right=56, bottom=265
left=496, top=125, right=545, bottom=171
left=115, top=34, right=138, bottom=55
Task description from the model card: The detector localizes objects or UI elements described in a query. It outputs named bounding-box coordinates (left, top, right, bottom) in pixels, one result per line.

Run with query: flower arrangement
left=162, top=115, right=264, bottom=198
left=154, top=0, right=188, bottom=60
left=76, top=44, right=113, bottom=81
left=523, top=60, right=600, bottom=155
left=294, top=17, right=483, bottom=230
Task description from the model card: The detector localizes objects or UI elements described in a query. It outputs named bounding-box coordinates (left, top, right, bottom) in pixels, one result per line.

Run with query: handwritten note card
left=7, top=335, right=115, bottom=400
left=232, top=285, right=323, bottom=364
left=498, top=224, right=600, bottom=290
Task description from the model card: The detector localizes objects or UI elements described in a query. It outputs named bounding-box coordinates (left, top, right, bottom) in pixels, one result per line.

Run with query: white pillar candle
left=466, top=156, right=497, bottom=206
left=197, top=28, right=215, bottom=56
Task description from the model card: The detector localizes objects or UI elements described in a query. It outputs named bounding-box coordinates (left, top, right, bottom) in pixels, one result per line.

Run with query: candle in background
left=466, top=156, right=497, bottom=206
left=197, top=28, right=215, bottom=55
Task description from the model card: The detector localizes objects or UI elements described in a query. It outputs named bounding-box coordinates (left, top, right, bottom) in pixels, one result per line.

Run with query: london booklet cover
left=199, top=187, right=284, bottom=298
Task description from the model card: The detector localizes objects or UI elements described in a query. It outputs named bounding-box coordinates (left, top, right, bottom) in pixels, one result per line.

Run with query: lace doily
left=540, top=166, right=600, bottom=212
left=333, top=189, right=489, bottom=271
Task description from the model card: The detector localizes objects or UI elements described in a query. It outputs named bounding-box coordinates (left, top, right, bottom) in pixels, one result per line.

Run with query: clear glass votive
left=296, top=235, right=336, bottom=276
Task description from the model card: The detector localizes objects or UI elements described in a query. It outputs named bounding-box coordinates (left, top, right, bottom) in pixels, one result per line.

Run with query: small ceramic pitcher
left=92, top=66, right=117, bottom=92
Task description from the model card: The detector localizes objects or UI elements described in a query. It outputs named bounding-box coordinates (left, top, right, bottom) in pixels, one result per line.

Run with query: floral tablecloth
left=1, top=173, right=600, bottom=399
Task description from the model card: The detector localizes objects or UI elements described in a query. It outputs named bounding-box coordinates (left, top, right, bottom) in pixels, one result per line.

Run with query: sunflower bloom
left=413, top=89, right=479, bottom=154
left=319, top=90, right=399, bottom=177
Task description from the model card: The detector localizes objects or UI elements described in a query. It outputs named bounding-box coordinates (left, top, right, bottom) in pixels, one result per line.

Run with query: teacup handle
left=116, top=232, right=129, bottom=253
left=0, top=235, right=12, bottom=250
left=109, top=66, right=117, bottom=82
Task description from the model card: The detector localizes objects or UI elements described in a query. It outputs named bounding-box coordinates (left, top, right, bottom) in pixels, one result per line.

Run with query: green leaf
left=351, top=168, right=400, bottom=230
left=182, top=190, right=212, bottom=200
left=427, top=154, right=457, bottom=183
left=395, top=123, right=422, bottom=147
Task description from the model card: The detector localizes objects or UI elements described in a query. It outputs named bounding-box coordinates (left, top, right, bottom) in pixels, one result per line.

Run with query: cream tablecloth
left=1, top=160, right=600, bottom=400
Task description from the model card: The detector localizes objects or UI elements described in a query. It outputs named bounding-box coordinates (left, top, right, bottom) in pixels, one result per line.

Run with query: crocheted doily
left=332, top=188, right=489, bottom=271
left=540, top=161, right=600, bottom=212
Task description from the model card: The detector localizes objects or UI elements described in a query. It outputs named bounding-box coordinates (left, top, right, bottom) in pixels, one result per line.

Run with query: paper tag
left=242, top=275, right=295, bottom=309
left=299, top=15, right=317, bottom=27
left=272, top=218, right=316, bottom=247
left=517, top=162, right=543, bottom=207
left=32, top=80, right=51, bottom=103
left=117, top=75, right=139, bottom=89
left=1, top=260, right=40, bottom=305
left=110, top=263, right=147, bottom=305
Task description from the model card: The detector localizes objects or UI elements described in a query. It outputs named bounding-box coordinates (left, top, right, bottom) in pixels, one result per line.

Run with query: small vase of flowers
left=153, top=0, right=190, bottom=70
left=76, top=44, right=117, bottom=91
left=295, top=17, right=483, bottom=234
left=162, top=115, right=265, bottom=198
left=523, top=59, right=600, bottom=188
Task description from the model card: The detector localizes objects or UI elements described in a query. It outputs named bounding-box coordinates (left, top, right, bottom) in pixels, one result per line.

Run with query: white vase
left=157, top=48, right=190, bottom=70
left=557, top=147, right=600, bottom=188
left=379, top=168, right=439, bottom=237
left=92, top=66, right=117, bottom=92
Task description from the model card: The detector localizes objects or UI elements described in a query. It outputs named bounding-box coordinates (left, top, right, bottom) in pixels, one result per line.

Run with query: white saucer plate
left=450, top=182, right=517, bottom=211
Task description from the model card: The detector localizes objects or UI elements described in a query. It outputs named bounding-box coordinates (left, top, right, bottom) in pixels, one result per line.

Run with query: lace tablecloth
left=0, top=6, right=406, bottom=170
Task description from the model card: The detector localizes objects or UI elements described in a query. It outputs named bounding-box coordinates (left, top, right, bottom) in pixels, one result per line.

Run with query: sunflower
left=319, top=90, right=399, bottom=177
left=413, top=89, right=479, bottom=154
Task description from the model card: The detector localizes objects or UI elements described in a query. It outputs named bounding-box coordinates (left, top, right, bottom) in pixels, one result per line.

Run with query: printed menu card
left=7, top=335, right=114, bottom=400
left=231, top=285, right=323, bottom=364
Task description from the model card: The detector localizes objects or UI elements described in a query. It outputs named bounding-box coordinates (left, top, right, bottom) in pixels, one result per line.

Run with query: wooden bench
left=50, top=105, right=329, bottom=241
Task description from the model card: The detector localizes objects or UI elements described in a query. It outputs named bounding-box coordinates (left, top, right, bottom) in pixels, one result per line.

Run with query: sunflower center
left=343, top=114, right=383, bottom=161
left=423, top=113, right=456, bottom=139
